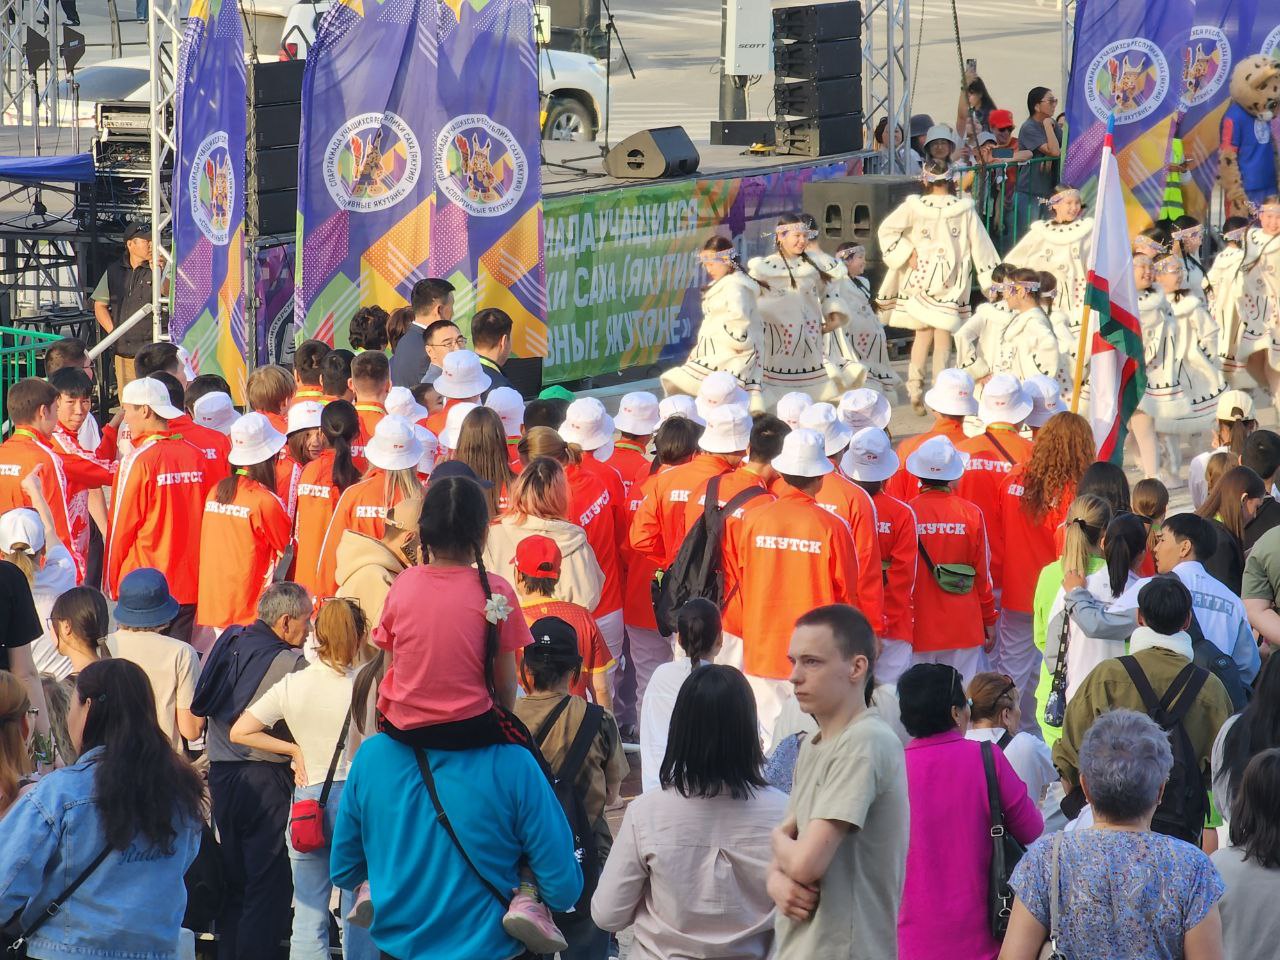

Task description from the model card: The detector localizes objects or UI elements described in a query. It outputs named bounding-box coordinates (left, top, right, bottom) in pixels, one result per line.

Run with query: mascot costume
left=1218, top=55, right=1280, bottom=217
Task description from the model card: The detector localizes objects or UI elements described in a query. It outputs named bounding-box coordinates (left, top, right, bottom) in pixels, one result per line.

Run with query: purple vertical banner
left=429, top=0, right=546, bottom=360
left=296, top=0, right=439, bottom=347
left=254, top=243, right=297, bottom=366
left=172, top=0, right=247, bottom=399
left=1064, top=0, right=1194, bottom=227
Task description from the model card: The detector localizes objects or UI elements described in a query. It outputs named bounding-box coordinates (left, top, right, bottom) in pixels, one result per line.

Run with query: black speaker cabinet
left=256, top=189, right=297, bottom=237
left=254, top=147, right=298, bottom=193
left=603, top=127, right=700, bottom=180
left=775, top=76, right=861, bottom=118
left=249, top=59, right=305, bottom=106
left=773, top=38, right=860, bottom=81
left=802, top=174, right=919, bottom=269
left=775, top=113, right=862, bottom=158
left=773, top=1, right=862, bottom=43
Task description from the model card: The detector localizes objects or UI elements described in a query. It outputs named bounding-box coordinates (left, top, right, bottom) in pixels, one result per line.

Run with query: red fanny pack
left=288, top=711, right=352, bottom=854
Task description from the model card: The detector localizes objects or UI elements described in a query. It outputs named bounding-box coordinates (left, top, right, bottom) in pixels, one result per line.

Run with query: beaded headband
left=837, top=245, right=866, bottom=260
left=1008, top=279, right=1040, bottom=294
left=920, top=165, right=957, bottom=184
left=699, top=248, right=739, bottom=265
left=1154, top=256, right=1182, bottom=275
left=1046, top=188, right=1081, bottom=206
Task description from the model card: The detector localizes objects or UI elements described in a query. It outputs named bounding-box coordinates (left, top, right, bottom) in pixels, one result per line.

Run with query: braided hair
left=774, top=212, right=823, bottom=290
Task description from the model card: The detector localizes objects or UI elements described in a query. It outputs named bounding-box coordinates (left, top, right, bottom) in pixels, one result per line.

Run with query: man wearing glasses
left=390, top=277, right=457, bottom=388
left=1014, top=87, right=1062, bottom=238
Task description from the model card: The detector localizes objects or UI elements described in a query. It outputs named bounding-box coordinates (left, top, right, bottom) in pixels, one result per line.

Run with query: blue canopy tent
left=0, top=153, right=96, bottom=184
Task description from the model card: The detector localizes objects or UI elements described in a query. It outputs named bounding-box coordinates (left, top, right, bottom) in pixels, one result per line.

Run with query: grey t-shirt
left=1016, top=118, right=1059, bottom=198
left=206, top=648, right=306, bottom=763
left=774, top=707, right=909, bottom=960
left=1210, top=846, right=1280, bottom=960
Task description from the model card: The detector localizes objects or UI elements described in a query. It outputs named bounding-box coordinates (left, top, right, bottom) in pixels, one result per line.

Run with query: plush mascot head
left=1229, top=54, right=1280, bottom=122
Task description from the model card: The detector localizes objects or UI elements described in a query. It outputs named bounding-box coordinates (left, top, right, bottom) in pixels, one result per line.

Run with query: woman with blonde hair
left=0, top=671, right=34, bottom=817
left=453, top=406, right=516, bottom=515
left=483, top=455, right=605, bottom=611
left=231, top=597, right=376, bottom=960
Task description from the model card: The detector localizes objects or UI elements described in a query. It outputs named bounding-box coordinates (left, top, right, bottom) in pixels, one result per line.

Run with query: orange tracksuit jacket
left=998, top=468, right=1074, bottom=613
left=598, top=442, right=651, bottom=500
left=908, top=486, right=996, bottom=651
left=106, top=434, right=212, bottom=603
left=352, top=403, right=386, bottom=471
left=629, top=453, right=735, bottom=569
left=196, top=478, right=293, bottom=628
left=873, top=490, right=918, bottom=644
left=0, top=429, right=79, bottom=580
left=955, top=426, right=1033, bottom=589
left=293, top=450, right=340, bottom=598
left=622, top=464, right=667, bottom=631
left=884, top=417, right=967, bottom=502
left=170, top=414, right=231, bottom=485
left=315, top=469, right=412, bottom=598
left=565, top=461, right=623, bottom=617
left=813, top=471, right=885, bottom=634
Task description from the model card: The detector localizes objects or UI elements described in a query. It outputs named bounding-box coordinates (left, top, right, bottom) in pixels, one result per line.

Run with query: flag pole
left=1070, top=298, right=1092, bottom=413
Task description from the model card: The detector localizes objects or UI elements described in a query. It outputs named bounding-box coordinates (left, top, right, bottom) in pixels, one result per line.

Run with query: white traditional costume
left=1136, top=285, right=1222, bottom=434
left=1207, top=242, right=1247, bottom=373
left=661, top=268, right=764, bottom=407
left=824, top=272, right=900, bottom=396
left=1005, top=215, right=1095, bottom=320
left=749, top=250, right=863, bottom=404
left=1240, top=228, right=1280, bottom=374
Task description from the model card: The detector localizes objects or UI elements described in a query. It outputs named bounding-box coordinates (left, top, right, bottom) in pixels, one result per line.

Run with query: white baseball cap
left=658, top=395, right=705, bottom=426
left=695, top=371, right=750, bottom=420
left=776, top=391, right=814, bottom=429
left=439, top=401, right=480, bottom=451
left=923, top=368, right=978, bottom=417
left=287, top=400, right=325, bottom=435
left=414, top=425, right=440, bottom=476
left=366, top=415, right=425, bottom=472
left=905, top=434, right=966, bottom=482
left=838, top=388, right=892, bottom=430
left=840, top=427, right=900, bottom=483
left=121, top=377, right=183, bottom=421
left=192, top=392, right=239, bottom=435
left=771, top=427, right=835, bottom=478
left=1217, top=388, right=1255, bottom=422
left=614, top=391, right=661, bottom=435
left=978, top=374, right=1033, bottom=426
left=697, top=404, right=752, bottom=454
left=432, top=350, right=492, bottom=400
left=485, top=387, right=525, bottom=435
left=559, top=397, right=615, bottom=451
left=228, top=412, right=288, bottom=467
left=1023, top=374, right=1065, bottom=428
left=386, top=385, right=428, bottom=422
left=0, top=508, right=43, bottom=554
left=799, top=402, right=854, bottom=457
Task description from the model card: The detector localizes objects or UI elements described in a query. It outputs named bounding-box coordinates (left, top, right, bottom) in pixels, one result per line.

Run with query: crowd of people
left=2, top=155, right=1280, bottom=960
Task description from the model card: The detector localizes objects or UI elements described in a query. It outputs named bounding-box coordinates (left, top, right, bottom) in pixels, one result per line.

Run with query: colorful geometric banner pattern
left=1065, top=0, right=1280, bottom=230
left=171, top=0, right=247, bottom=399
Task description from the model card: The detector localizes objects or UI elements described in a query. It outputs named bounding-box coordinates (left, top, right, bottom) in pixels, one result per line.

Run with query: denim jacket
left=0, top=747, right=201, bottom=960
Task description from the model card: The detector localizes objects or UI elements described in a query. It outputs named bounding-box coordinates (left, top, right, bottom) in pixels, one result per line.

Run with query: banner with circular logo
left=323, top=112, right=423, bottom=213
left=435, top=114, right=530, bottom=218
left=1084, top=38, right=1171, bottom=124
left=188, top=130, right=236, bottom=246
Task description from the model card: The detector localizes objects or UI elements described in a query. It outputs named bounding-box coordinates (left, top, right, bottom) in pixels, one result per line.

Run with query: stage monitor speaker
left=776, top=113, right=862, bottom=157
left=257, top=189, right=297, bottom=237
left=603, top=127, right=700, bottom=179
left=249, top=58, right=305, bottom=106
left=775, top=76, right=861, bottom=118
left=772, top=38, right=860, bottom=81
left=773, top=1, right=861, bottom=43
left=802, top=173, right=918, bottom=271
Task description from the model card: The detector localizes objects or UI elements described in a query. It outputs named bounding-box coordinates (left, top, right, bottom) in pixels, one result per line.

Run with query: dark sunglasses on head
left=996, top=126, right=1014, bottom=133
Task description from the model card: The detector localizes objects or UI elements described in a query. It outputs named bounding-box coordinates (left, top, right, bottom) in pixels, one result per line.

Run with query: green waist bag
left=918, top=542, right=976, bottom=595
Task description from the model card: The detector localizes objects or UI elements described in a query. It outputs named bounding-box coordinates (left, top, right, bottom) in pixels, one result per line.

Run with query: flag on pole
left=1087, top=114, right=1146, bottom=463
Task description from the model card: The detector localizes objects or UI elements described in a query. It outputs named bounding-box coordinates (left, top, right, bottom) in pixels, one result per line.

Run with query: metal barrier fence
left=952, top=156, right=1060, bottom=255
left=0, top=325, right=61, bottom=427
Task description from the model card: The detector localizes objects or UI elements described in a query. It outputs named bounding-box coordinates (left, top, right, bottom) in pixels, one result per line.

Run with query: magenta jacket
left=898, top=730, right=1044, bottom=960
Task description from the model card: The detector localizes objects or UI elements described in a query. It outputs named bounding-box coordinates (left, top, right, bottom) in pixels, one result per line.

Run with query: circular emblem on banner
left=1085, top=38, right=1170, bottom=123
left=323, top=112, right=422, bottom=213
left=435, top=114, right=529, bottom=218
left=1179, top=27, right=1230, bottom=107
left=189, top=131, right=235, bottom=245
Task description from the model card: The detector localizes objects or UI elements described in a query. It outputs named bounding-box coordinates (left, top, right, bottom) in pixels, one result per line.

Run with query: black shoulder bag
left=982, top=740, right=1025, bottom=940
left=3, top=845, right=112, bottom=958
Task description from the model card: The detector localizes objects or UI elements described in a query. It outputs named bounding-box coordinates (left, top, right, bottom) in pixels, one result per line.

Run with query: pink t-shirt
left=373, top=565, right=531, bottom=728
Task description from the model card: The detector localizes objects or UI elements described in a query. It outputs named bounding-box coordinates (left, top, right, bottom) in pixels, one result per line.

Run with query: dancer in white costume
left=1157, top=255, right=1219, bottom=361
left=954, top=264, right=1012, bottom=379
left=1208, top=217, right=1252, bottom=376
left=661, top=235, right=764, bottom=410
left=749, top=214, right=861, bottom=404
left=825, top=242, right=901, bottom=397
left=1171, top=217, right=1208, bottom=302
left=955, top=268, right=1060, bottom=384
left=876, top=159, right=999, bottom=413
left=1236, top=200, right=1280, bottom=399
left=1005, top=186, right=1094, bottom=321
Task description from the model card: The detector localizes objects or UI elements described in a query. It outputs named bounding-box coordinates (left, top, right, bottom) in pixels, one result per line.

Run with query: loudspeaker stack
left=248, top=59, right=304, bottom=237
left=773, top=2, right=863, bottom=157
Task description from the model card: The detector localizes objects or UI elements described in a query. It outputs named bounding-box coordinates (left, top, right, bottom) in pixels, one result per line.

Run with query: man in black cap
left=1244, top=429, right=1280, bottom=551
left=91, top=222, right=161, bottom=391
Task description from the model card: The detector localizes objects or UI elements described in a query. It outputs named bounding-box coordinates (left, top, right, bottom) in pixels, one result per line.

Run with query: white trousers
left=876, top=638, right=914, bottom=685
left=627, top=625, right=674, bottom=720
left=595, top=608, right=625, bottom=702
left=911, top=646, right=989, bottom=685
left=990, top=608, right=1043, bottom=737
left=745, top=674, right=794, bottom=748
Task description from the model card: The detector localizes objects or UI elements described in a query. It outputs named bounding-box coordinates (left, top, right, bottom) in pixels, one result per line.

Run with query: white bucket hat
left=838, top=388, right=892, bottom=430
left=228, top=412, right=288, bottom=467
left=698, top=404, right=752, bottom=454
left=432, top=350, right=492, bottom=400
left=776, top=391, right=814, bottom=429
left=978, top=374, right=1033, bottom=426
left=905, top=434, right=966, bottom=482
left=484, top=387, right=525, bottom=435
left=923, top=368, right=978, bottom=417
left=695, top=371, right=750, bottom=420
left=366, top=415, right=425, bottom=471
left=799, top=402, right=854, bottom=457
left=121, top=377, right=183, bottom=421
left=614, top=391, right=661, bottom=435
left=385, top=385, right=428, bottom=422
left=414, top=425, right=440, bottom=476
left=657, top=395, right=705, bottom=426
left=560, top=397, right=615, bottom=451
left=840, top=427, right=900, bottom=483
left=924, top=123, right=958, bottom=149
left=286, top=400, right=325, bottom=435
left=0, top=508, right=43, bottom=554
left=771, top=427, right=835, bottom=478
left=192, top=392, right=239, bottom=435
left=439, top=401, right=480, bottom=451
left=1023, top=374, right=1066, bottom=428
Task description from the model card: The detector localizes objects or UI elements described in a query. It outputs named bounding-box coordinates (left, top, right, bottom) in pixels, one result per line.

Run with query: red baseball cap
left=514, top=535, right=562, bottom=579
left=989, top=109, right=1015, bottom=130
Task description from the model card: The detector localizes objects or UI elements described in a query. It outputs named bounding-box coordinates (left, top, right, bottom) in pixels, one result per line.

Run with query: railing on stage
left=0, top=323, right=60, bottom=424
left=951, top=156, right=1060, bottom=255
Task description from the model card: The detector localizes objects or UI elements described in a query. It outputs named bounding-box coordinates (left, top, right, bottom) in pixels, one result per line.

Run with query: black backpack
left=1185, top=609, right=1250, bottom=711
left=652, top=474, right=767, bottom=636
left=534, top=697, right=605, bottom=917
left=1118, top=655, right=1210, bottom=845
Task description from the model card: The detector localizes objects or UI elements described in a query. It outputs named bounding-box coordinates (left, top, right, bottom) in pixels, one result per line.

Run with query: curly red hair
left=1020, top=412, right=1095, bottom=520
